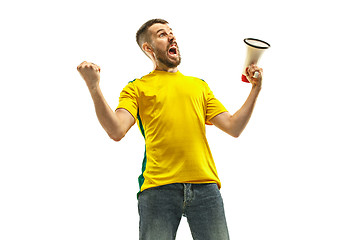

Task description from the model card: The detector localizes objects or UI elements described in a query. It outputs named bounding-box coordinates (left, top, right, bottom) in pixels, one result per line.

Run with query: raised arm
left=210, top=64, right=262, bottom=138
left=77, top=61, right=135, bottom=141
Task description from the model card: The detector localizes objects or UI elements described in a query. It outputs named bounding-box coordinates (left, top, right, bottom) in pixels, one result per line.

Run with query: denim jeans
left=138, top=183, right=230, bottom=240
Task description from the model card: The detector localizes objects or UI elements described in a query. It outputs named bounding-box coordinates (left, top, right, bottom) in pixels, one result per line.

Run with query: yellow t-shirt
left=116, top=70, right=227, bottom=195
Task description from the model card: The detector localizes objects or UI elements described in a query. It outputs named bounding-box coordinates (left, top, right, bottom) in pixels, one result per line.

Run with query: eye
left=159, top=32, right=166, bottom=37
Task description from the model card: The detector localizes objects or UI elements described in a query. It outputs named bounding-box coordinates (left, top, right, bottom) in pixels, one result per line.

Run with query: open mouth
left=168, top=45, right=178, bottom=56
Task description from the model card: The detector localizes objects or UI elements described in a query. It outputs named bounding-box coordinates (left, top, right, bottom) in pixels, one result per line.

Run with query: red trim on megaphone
left=242, top=74, right=250, bottom=83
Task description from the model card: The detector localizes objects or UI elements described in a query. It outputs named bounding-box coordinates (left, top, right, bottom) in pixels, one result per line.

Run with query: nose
left=168, top=33, right=176, bottom=42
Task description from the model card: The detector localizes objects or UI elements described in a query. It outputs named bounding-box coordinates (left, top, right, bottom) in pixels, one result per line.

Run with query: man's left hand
left=246, top=64, right=263, bottom=88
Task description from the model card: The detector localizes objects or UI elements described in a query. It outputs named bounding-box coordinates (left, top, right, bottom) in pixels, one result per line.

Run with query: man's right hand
left=77, top=61, right=101, bottom=88
left=76, top=61, right=135, bottom=141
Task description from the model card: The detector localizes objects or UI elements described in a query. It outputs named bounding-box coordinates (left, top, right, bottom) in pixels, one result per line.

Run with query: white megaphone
left=241, top=38, right=270, bottom=83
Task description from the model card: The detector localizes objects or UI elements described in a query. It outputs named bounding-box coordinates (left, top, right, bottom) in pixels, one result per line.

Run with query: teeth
left=168, top=44, right=178, bottom=55
left=169, top=46, right=177, bottom=53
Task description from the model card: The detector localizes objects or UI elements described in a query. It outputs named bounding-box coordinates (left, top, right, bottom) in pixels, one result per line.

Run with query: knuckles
left=77, top=61, right=100, bottom=72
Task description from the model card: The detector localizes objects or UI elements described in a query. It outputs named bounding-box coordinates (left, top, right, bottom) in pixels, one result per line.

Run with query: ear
left=142, top=42, right=155, bottom=60
left=142, top=42, right=153, bottom=54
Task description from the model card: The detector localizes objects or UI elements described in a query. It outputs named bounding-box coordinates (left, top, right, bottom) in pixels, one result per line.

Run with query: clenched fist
left=77, top=61, right=101, bottom=88
left=246, top=64, right=263, bottom=88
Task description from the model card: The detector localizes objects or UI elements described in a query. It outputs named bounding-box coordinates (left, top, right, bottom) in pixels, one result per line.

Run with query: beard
left=153, top=45, right=181, bottom=69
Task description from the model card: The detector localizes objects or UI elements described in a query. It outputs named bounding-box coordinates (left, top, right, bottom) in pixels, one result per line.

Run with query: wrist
left=252, top=84, right=262, bottom=93
left=87, top=82, right=100, bottom=92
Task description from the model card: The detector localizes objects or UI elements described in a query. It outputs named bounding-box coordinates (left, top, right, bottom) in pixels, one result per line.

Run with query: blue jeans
left=138, top=183, right=230, bottom=240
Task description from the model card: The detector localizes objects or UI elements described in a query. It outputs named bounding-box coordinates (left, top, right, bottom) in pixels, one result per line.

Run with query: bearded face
left=147, top=23, right=182, bottom=70
left=153, top=40, right=181, bottom=68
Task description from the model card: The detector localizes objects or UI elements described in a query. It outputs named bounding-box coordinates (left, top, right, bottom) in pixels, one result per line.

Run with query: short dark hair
left=136, top=19, right=169, bottom=49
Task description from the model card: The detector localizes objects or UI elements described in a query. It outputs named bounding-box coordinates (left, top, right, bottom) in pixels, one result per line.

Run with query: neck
left=154, top=66, right=178, bottom=73
left=151, top=59, right=178, bottom=73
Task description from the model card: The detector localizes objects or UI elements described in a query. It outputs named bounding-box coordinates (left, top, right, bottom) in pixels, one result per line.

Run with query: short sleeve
left=204, top=82, right=227, bottom=125
left=116, top=81, right=138, bottom=120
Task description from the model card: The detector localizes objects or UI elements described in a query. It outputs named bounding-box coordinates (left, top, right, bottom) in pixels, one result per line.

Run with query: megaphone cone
left=242, top=38, right=270, bottom=83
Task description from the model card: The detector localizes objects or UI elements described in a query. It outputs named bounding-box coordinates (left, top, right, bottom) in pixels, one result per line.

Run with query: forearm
left=211, top=64, right=263, bottom=137
left=231, top=86, right=261, bottom=136
left=87, top=85, right=124, bottom=140
left=230, top=85, right=261, bottom=137
left=210, top=85, right=261, bottom=138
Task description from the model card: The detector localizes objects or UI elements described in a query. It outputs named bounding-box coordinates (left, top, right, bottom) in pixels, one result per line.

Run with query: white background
left=1, top=0, right=359, bottom=239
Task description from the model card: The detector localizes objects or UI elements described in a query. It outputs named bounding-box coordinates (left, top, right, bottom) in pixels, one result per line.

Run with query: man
left=77, top=18, right=263, bottom=240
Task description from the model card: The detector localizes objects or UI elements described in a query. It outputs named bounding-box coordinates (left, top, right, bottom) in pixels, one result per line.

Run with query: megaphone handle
left=242, top=74, right=250, bottom=83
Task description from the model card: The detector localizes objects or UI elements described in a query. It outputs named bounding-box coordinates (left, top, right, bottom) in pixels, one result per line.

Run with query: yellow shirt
left=116, top=70, right=227, bottom=195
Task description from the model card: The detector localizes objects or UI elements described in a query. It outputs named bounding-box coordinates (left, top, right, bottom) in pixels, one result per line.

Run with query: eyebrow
left=156, top=28, right=173, bottom=34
